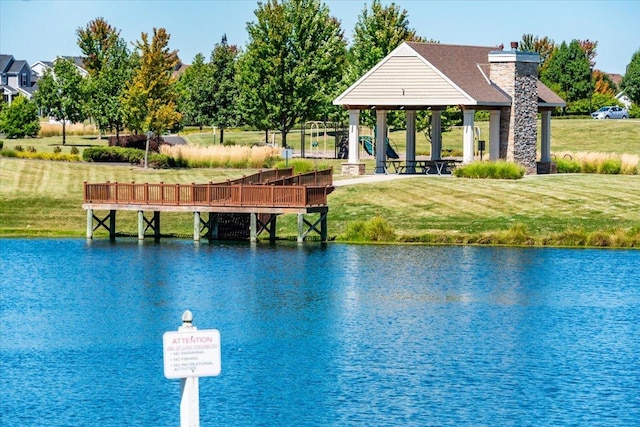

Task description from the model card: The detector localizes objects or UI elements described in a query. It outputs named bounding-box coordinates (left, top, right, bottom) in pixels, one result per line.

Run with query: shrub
left=0, top=140, right=3, bottom=150
left=9, top=150, right=80, bottom=162
left=14, top=145, right=24, bottom=152
left=53, top=146, right=62, bottom=153
left=453, top=161, right=525, bottom=179
left=70, top=145, right=79, bottom=155
left=598, top=158, right=621, bottom=174
left=341, top=216, right=396, bottom=242
left=556, top=158, right=582, bottom=173
left=0, top=96, right=40, bottom=138
left=26, top=146, right=37, bottom=153
left=108, top=134, right=164, bottom=152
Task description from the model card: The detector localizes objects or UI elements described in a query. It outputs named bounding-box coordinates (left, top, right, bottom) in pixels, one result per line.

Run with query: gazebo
left=333, top=42, right=566, bottom=175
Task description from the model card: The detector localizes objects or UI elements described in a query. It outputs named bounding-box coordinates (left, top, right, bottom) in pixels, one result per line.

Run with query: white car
left=591, top=106, right=629, bottom=119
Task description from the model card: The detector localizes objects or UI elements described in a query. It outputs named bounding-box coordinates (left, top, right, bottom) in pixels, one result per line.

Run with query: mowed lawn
left=2, top=156, right=639, bottom=241
left=3, top=118, right=639, bottom=157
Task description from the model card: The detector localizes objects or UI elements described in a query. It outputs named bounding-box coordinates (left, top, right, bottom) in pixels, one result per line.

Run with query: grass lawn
left=2, top=157, right=639, bottom=246
left=4, top=118, right=638, bottom=159
left=1, top=117, right=639, bottom=245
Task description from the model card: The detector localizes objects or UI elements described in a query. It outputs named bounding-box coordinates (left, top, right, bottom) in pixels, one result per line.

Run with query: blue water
left=1, top=239, right=639, bottom=426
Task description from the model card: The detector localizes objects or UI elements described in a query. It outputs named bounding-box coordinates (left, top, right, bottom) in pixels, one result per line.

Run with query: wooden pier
left=83, top=168, right=334, bottom=243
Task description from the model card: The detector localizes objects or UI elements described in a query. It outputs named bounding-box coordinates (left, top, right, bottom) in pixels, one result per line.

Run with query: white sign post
left=163, top=310, right=221, bottom=427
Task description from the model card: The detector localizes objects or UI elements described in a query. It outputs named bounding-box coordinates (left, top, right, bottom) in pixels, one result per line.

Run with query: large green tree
left=0, top=96, right=40, bottom=138
left=520, top=34, right=556, bottom=75
left=176, top=53, right=216, bottom=130
left=34, top=58, right=87, bottom=145
left=77, top=18, right=131, bottom=140
left=122, top=27, right=182, bottom=137
left=346, top=0, right=426, bottom=128
left=541, top=40, right=593, bottom=103
left=211, top=35, right=240, bottom=144
left=238, top=0, right=346, bottom=147
left=621, top=48, right=640, bottom=105
left=346, top=0, right=422, bottom=85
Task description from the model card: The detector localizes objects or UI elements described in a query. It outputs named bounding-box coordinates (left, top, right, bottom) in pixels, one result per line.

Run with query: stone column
left=489, top=49, right=540, bottom=173
left=405, top=110, right=416, bottom=173
left=463, top=109, right=475, bottom=164
left=540, top=110, right=551, bottom=162
left=489, top=110, right=501, bottom=160
left=431, top=110, right=442, bottom=160
left=375, top=110, right=387, bottom=174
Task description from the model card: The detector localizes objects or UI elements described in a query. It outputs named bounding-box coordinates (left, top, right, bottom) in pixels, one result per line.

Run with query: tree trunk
left=220, top=128, right=224, bottom=145
left=281, top=131, right=287, bottom=148
left=62, top=121, right=66, bottom=146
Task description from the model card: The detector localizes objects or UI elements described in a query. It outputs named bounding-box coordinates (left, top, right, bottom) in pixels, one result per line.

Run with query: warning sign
left=163, top=329, right=221, bottom=379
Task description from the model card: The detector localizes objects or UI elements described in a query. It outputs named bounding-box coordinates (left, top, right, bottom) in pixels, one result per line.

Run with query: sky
left=1, top=0, right=638, bottom=75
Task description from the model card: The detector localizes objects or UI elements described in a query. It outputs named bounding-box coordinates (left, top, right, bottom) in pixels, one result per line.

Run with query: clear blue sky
left=1, top=0, right=638, bottom=75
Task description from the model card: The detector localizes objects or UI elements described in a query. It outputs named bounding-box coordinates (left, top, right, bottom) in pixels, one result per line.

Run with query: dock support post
left=138, top=211, right=145, bottom=240
left=154, top=212, right=161, bottom=243
left=321, top=212, right=327, bottom=242
left=250, top=213, right=257, bottom=243
left=209, top=213, right=218, bottom=240
left=194, top=212, right=201, bottom=242
left=297, top=214, right=304, bottom=243
left=269, top=214, right=277, bottom=242
left=109, top=210, right=116, bottom=241
left=86, top=209, right=93, bottom=239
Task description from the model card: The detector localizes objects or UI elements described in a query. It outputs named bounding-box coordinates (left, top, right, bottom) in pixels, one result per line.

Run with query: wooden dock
left=83, top=168, right=334, bottom=242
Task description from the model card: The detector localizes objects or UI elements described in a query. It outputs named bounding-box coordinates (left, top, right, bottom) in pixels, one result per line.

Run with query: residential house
left=0, top=54, right=38, bottom=104
left=31, top=56, right=89, bottom=79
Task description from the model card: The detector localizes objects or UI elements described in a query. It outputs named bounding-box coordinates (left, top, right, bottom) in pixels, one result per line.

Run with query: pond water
left=1, top=239, right=639, bottom=426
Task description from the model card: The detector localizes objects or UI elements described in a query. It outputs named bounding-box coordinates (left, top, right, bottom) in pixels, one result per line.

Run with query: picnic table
left=385, top=159, right=460, bottom=175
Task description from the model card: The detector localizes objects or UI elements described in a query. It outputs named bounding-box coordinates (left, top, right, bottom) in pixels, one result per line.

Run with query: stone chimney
left=489, top=44, right=540, bottom=173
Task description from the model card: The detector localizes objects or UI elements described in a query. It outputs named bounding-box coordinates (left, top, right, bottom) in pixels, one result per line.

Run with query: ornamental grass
left=161, top=144, right=279, bottom=168
left=554, top=152, right=639, bottom=175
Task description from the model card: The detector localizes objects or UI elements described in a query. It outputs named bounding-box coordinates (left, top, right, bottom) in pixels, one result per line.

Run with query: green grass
left=2, top=157, right=640, bottom=247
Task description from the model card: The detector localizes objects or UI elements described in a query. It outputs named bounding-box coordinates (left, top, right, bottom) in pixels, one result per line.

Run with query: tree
left=541, top=40, right=593, bottom=103
left=122, top=27, right=182, bottom=138
left=346, top=0, right=427, bottom=128
left=621, top=49, right=640, bottom=105
left=211, top=35, right=240, bottom=144
left=347, top=0, right=422, bottom=84
left=0, top=96, right=40, bottom=138
left=176, top=53, right=216, bottom=130
left=34, top=58, right=87, bottom=145
left=593, top=70, right=617, bottom=96
left=76, top=17, right=120, bottom=77
left=520, top=34, right=556, bottom=75
left=238, top=0, right=347, bottom=147
left=77, top=18, right=132, bottom=140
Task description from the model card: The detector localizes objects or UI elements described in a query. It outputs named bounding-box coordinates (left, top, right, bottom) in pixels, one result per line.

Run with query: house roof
left=0, top=54, right=14, bottom=72
left=333, top=42, right=565, bottom=110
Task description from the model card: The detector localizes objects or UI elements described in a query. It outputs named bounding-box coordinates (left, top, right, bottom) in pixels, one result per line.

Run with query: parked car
left=591, top=106, right=629, bottom=119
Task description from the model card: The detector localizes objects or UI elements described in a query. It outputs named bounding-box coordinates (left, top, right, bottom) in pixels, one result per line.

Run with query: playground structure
left=300, top=121, right=347, bottom=159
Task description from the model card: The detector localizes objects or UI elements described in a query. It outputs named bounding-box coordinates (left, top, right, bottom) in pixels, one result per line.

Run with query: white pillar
left=431, top=110, right=442, bottom=160
left=375, top=110, right=387, bottom=174
left=86, top=209, right=93, bottom=239
left=348, top=110, right=360, bottom=164
left=463, top=109, right=475, bottom=164
left=540, top=110, right=551, bottom=162
left=179, top=311, right=200, bottom=427
left=405, top=110, right=416, bottom=172
left=138, top=211, right=145, bottom=240
left=193, top=212, right=200, bottom=242
left=489, top=110, right=501, bottom=161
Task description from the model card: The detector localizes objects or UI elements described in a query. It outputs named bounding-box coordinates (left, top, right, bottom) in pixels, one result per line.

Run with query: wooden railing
left=84, top=168, right=333, bottom=208
left=84, top=182, right=331, bottom=207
